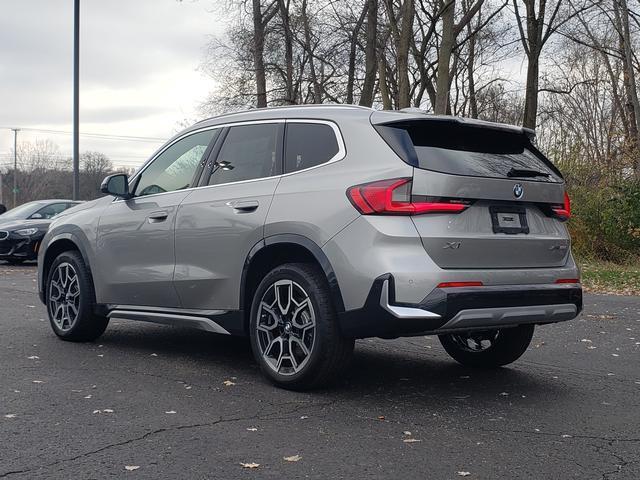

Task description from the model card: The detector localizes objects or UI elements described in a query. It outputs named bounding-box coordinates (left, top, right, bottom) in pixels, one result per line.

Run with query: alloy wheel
left=48, top=262, right=80, bottom=332
left=449, top=330, right=501, bottom=353
left=256, top=279, right=316, bottom=376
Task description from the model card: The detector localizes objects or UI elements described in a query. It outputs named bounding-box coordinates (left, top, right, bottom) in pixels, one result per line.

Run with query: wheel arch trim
left=240, top=234, right=346, bottom=314
left=39, top=231, right=93, bottom=304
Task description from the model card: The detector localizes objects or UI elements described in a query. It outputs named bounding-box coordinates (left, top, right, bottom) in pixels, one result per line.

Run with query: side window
left=32, top=203, right=68, bottom=219
left=135, top=129, right=218, bottom=197
left=285, top=123, right=340, bottom=173
left=208, top=123, right=282, bottom=186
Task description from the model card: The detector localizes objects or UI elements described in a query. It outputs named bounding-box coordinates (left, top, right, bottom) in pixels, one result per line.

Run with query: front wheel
left=249, top=263, right=354, bottom=390
left=46, top=251, right=109, bottom=342
left=439, top=325, right=535, bottom=368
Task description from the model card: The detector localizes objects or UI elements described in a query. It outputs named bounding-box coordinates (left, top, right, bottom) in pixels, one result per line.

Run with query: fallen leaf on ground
left=247, top=427, right=258, bottom=432
left=223, top=380, right=236, bottom=386
left=403, top=431, right=412, bottom=436
left=377, top=415, right=385, bottom=420
left=124, top=465, right=140, bottom=471
left=284, top=455, right=302, bottom=462
left=32, top=380, right=44, bottom=384
left=240, top=463, right=260, bottom=469
left=165, top=410, right=176, bottom=414
left=4, top=414, right=16, bottom=418
left=27, top=356, right=39, bottom=360
left=103, top=409, right=114, bottom=413
left=403, top=438, right=421, bottom=443
left=457, top=472, right=471, bottom=477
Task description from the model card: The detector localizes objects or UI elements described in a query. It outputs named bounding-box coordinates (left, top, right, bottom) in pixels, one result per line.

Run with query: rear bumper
left=338, top=274, right=582, bottom=338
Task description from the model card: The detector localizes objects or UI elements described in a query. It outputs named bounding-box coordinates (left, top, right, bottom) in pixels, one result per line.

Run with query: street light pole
left=12, top=128, right=19, bottom=208
left=73, top=0, right=80, bottom=200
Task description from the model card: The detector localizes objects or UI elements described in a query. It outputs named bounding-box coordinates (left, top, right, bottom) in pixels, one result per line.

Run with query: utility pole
left=73, top=0, right=80, bottom=200
left=12, top=128, right=19, bottom=208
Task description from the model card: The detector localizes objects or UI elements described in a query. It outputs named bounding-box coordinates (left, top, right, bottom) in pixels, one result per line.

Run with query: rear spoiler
left=369, top=110, right=537, bottom=141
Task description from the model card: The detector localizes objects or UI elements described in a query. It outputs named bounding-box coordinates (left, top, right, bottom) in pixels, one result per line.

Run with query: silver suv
left=37, top=105, right=582, bottom=389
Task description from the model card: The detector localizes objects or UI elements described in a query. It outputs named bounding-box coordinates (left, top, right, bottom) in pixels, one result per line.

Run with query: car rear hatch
left=371, top=112, right=571, bottom=269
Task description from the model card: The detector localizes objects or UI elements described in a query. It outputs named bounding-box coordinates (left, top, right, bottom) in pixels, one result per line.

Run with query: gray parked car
left=37, top=105, right=582, bottom=389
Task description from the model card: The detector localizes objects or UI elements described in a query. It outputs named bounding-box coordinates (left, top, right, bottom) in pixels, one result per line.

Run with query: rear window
left=375, top=121, right=562, bottom=183
left=285, top=123, right=339, bottom=173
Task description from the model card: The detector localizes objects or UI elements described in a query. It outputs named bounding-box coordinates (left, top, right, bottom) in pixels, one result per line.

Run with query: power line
left=0, top=126, right=166, bottom=143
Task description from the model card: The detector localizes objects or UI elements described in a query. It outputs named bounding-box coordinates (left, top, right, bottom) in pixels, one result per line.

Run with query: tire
left=438, top=324, right=535, bottom=368
left=46, top=250, right=109, bottom=342
left=249, top=263, right=354, bottom=390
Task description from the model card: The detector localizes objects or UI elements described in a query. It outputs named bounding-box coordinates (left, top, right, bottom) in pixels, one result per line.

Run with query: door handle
left=227, top=200, right=259, bottom=213
left=147, top=210, right=169, bottom=222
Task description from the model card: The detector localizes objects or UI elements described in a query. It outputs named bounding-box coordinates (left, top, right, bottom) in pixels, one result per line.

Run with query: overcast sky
left=0, top=0, right=222, bottom=169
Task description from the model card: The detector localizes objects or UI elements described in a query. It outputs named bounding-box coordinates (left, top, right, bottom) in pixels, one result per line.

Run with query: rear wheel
left=46, top=251, right=109, bottom=342
left=249, top=263, right=354, bottom=390
left=438, top=325, right=534, bottom=368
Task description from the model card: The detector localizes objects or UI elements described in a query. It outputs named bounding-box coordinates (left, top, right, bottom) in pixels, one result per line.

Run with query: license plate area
left=489, top=206, right=529, bottom=234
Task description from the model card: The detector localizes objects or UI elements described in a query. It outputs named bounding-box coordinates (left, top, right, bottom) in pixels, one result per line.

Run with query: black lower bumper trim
left=338, top=275, right=582, bottom=339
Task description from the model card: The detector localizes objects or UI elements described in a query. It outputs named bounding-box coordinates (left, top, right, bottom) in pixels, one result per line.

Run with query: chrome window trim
left=114, top=118, right=345, bottom=201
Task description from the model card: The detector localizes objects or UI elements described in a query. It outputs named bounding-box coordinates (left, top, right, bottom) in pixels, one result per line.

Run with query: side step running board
left=107, top=309, right=231, bottom=335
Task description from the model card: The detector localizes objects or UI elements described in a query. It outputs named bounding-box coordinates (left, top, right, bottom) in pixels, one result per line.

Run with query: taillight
left=551, top=191, right=571, bottom=221
left=346, top=178, right=470, bottom=215
left=555, top=278, right=580, bottom=284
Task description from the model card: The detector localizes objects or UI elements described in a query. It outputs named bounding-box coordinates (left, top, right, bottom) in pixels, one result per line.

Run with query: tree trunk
left=360, top=0, right=378, bottom=106
left=397, top=0, right=415, bottom=108
left=278, top=0, right=295, bottom=104
left=252, top=0, right=268, bottom=107
left=617, top=0, right=640, bottom=176
left=435, top=0, right=455, bottom=114
left=301, top=0, right=321, bottom=103
left=378, top=55, right=392, bottom=109
left=523, top=54, right=539, bottom=129
left=347, top=4, right=368, bottom=104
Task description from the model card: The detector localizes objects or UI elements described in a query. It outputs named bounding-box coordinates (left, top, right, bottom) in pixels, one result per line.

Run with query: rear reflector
left=347, top=178, right=470, bottom=215
left=437, top=281, right=484, bottom=288
left=555, top=278, right=580, bottom=284
left=551, top=191, right=571, bottom=221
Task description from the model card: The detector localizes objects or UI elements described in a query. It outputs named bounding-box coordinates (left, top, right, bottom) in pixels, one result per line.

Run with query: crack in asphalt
left=0, top=401, right=336, bottom=478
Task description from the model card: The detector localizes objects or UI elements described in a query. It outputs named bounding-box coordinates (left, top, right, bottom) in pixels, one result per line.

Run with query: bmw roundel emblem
left=513, top=183, right=524, bottom=199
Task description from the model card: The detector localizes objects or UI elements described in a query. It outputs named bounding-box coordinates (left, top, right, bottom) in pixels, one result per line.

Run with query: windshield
left=0, top=201, right=47, bottom=220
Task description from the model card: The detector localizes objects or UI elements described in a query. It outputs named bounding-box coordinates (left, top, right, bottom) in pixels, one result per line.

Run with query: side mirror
left=30, top=213, right=43, bottom=219
left=101, top=174, right=131, bottom=199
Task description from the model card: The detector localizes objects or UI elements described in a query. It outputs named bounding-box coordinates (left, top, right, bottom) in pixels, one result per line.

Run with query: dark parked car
left=0, top=200, right=81, bottom=264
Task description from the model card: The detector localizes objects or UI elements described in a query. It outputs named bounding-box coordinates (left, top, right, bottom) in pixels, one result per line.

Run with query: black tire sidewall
left=249, top=264, right=336, bottom=388
left=439, top=325, right=535, bottom=368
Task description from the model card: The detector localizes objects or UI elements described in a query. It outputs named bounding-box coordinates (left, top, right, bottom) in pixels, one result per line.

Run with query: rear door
left=374, top=117, right=570, bottom=269
left=174, top=121, right=283, bottom=310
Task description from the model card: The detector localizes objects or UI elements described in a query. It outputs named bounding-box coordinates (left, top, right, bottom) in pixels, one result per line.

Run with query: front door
left=95, top=129, right=218, bottom=307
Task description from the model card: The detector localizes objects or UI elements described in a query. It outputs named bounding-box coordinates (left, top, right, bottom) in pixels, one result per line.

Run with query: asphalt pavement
left=0, top=264, right=638, bottom=479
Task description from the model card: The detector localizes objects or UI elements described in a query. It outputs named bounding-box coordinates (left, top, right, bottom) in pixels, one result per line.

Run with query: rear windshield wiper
left=507, top=168, right=550, bottom=178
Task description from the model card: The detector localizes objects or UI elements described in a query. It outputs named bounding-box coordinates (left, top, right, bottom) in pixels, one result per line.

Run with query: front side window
left=208, top=123, right=282, bottom=185
left=135, top=129, right=218, bottom=197
left=285, top=123, right=339, bottom=173
left=32, top=203, right=69, bottom=219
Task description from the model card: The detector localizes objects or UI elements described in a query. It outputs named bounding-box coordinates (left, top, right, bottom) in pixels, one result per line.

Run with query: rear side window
left=376, top=121, right=562, bottom=183
left=285, top=123, right=339, bottom=173
left=209, top=124, right=282, bottom=185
